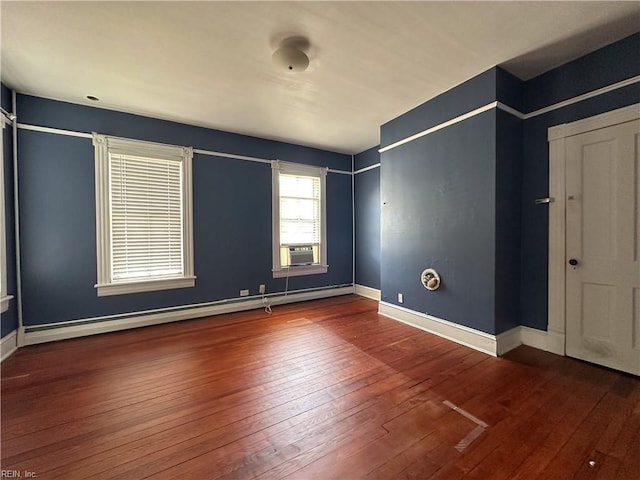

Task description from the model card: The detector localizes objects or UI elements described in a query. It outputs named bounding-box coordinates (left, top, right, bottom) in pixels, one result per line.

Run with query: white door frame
left=546, top=103, right=640, bottom=356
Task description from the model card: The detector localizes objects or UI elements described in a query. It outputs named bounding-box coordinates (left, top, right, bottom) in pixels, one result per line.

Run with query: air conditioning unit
left=288, top=245, right=314, bottom=266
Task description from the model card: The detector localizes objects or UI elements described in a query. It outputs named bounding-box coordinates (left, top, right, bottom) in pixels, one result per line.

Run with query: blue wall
left=380, top=68, right=497, bottom=150
left=354, top=146, right=380, bottom=290
left=495, top=110, right=522, bottom=334
left=518, top=32, right=640, bottom=330
left=381, top=109, right=499, bottom=333
left=378, top=68, right=521, bottom=335
left=366, top=33, right=639, bottom=335
left=4, top=33, right=639, bottom=338
left=15, top=95, right=353, bottom=326
left=1, top=84, right=18, bottom=338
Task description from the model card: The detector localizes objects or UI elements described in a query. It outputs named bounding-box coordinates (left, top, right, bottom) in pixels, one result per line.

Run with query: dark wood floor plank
left=24, top=352, right=394, bottom=477
left=2, top=295, right=638, bottom=480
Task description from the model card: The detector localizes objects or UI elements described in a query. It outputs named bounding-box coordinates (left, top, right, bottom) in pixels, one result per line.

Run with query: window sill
left=96, top=276, right=196, bottom=297
left=272, top=265, right=328, bottom=278
left=1, top=295, right=14, bottom=313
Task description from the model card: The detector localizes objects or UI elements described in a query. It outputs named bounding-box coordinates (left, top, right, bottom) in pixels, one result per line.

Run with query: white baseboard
left=520, top=325, right=549, bottom=352
left=1, top=329, right=18, bottom=362
left=377, top=302, right=553, bottom=358
left=354, top=284, right=381, bottom=301
left=545, top=328, right=565, bottom=356
left=378, top=302, right=500, bottom=356
left=496, top=326, right=522, bottom=356
left=23, top=285, right=354, bottom=346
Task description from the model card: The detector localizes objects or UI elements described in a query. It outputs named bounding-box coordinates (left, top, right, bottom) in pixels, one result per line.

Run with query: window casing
left=93, top=134, right=195, bottom=296
left=272, top=161, right=328, bottom=278
left=0, top=115, right=13, bottom=312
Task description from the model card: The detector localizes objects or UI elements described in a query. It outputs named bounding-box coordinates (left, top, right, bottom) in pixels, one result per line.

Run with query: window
left=93, top=134, right=195, bottom=296
left=271, top=160, right=328, bottom=278
left=0, top=115, right=13, bottom=312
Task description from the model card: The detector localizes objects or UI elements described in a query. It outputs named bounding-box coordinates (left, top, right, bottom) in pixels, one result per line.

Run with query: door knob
left=568, top=258, right=578, bottom=266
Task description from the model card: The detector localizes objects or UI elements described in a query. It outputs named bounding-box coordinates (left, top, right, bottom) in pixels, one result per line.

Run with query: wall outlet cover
left=259, top=284, right=266, bottom=294
left=240, top=289, right=250, bottom=297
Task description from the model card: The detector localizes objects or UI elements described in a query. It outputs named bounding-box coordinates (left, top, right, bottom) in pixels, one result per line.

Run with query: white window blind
left=279, top=174, right=321, bottom=246
left=93, top=133, right=195, bottom=296
left=109, top=154, right=184, bottom=281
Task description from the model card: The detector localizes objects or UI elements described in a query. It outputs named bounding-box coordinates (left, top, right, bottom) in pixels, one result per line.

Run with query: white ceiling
left=2, top=1, right=639, bottom=154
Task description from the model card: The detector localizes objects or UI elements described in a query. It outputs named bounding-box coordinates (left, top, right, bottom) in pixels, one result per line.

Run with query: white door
left=565, top=118, right=640, bottom=375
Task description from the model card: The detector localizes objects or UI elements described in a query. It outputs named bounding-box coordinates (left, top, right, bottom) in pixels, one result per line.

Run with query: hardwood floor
left=1, top=295, right=639, bottom=479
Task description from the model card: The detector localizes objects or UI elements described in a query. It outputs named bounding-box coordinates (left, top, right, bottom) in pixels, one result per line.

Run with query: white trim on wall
left=0, top=115, right=10, bottom=313
left=379, top=102, right=498, bottom=153
left=354, top=284, right=381, bottom=301
left=1, top=329, right=18, bottom=362
left=520, top=326, right=549, bottom=352
left=495, top=327, right=523, bottom=356
left=17, top=123, right=93, bottom=139
left=378, top=74, right=640, bottom=154
left=378, top=301, right=502, bottom=356
left=194, top=148, right=273, bottom=164
left=23, top=285, right=354, bottom=346
left=16, top=124, right=353, bottom=175
left=378, top=301, right=555, bottom=357
left=529, top=74, right=640, bottom=119
left=12, top=91, right=25, bottom=347
left=354, top=163, right=381, bottom=175
left=92, top=133, right=196, bottom=296
left=546, top=103, right=640, bottom=358
left=351, top=154, right=355, bottom=286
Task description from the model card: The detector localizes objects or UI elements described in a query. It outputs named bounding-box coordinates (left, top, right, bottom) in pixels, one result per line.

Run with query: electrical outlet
left=398, top=293, right=404, bottom=303
left=259, top=284, right=266, bottom=294
left=240, top=289, right=249, bottom=297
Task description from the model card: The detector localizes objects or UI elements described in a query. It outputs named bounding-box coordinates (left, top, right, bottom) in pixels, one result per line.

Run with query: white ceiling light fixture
left=272, top=38, right=310, bottom=72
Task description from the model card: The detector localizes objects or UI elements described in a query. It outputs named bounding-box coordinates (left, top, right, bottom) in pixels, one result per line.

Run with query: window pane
left=279, top=173, right=320, bottom=246
left=280, top=175, right=317, bottom=198
left=109, top=154, right=184, bottom=281
left=281, top=198, right=317, bottom=221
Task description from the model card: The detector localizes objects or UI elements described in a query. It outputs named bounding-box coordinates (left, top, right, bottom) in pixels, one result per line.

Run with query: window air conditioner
left=288, top=245, right=314, bottom=266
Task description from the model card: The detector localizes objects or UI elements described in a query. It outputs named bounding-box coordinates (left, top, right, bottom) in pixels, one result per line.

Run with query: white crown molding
left=1, top=329, right=18, bottom=362
left=354, top=284, right=381, bottom=301
left=23, top=286, right=354, bottom=346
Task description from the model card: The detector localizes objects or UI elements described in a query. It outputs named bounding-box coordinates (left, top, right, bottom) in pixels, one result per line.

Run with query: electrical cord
left=263, top=264, right=291, bottom=314
left=262, top=291, right=272, bottom=314
left=284, top=264, right=291, bottom=297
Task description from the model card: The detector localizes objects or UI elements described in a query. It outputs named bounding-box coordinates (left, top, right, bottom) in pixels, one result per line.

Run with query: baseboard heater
left=23, top=284, right=354, bottom=335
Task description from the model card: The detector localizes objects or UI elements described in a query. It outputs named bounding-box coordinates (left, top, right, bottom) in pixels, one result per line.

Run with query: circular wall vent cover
left=421, top=268, right=441, bottom=291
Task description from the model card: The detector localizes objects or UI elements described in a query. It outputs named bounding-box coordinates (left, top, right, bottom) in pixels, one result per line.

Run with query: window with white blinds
left=272, top=161, right=328, bottom=278
left=93, top=134, right=195, bottom=296
left=109, top=154, right=184, bottom=280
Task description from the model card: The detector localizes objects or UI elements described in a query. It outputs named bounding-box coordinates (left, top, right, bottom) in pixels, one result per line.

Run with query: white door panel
left=565, top=119, right=640, bottom=375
